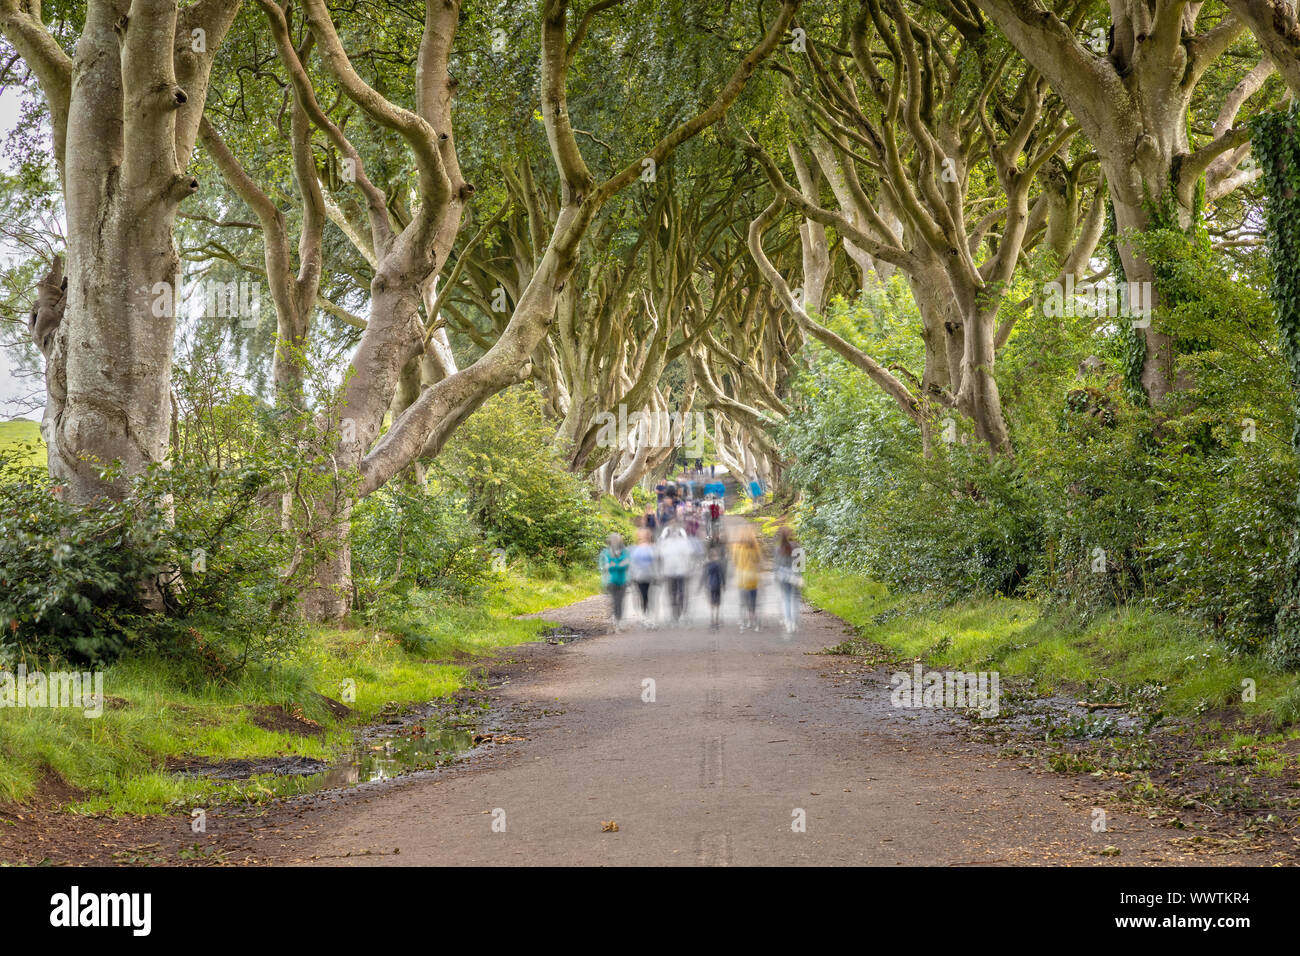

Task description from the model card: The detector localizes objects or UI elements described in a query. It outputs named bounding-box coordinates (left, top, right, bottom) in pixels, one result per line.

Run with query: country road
left=215, top=559, right=1268, bottom=867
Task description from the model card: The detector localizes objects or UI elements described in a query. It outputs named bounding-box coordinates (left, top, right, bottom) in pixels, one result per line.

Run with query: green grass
left=806, top=566, right=1300, bottom=726
left=0, top=566, right=600, bottom=813
left=0, top=419, right=45, bottom=469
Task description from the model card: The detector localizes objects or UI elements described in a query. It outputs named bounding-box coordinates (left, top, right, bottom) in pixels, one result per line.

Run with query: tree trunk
left=953, top=302, right=1012, bottom=454
left=301, top=503, right=353, bottom=622
left=1109, top=191, right=1185, bottom=404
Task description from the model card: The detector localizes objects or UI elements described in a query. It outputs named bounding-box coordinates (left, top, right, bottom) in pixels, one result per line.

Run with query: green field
left=0, top=419, right=45, bottom=469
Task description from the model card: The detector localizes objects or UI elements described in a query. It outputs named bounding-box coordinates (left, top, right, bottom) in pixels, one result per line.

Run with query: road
left=226, top=552, right=1257, bottom=866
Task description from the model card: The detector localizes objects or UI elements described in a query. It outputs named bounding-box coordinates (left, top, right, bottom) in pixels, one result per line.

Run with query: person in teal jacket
left=598, top=533, right=631, bottom=632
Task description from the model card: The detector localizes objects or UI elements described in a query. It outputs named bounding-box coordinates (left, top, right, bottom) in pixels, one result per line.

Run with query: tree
left=968, top=0, right=1277, bottom=402
left=1, top=0, right=241, bottom=503
left=747, top=0, right=1094, bottom=453
left=220, top=0, right=801, bottom=617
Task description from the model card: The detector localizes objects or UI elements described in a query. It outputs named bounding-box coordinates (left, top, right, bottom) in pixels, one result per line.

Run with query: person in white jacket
left=656, top=523, right=700, bottom=624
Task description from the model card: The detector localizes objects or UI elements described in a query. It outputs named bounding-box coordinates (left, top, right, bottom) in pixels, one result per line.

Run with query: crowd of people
left=597, top=471, right=803, bottom=635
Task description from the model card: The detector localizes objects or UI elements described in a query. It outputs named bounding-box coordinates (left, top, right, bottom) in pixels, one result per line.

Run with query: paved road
left=227, top=556, right=1259, bottom=866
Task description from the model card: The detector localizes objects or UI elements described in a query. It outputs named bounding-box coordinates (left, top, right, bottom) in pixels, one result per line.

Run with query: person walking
left=774, top=526, right=804, bottom=634
left=658, top=496, right=674, bottom=529
left=731, top=524, right=762, bottom=631
left=598, top=533, right=630, bottom=632
left=685, top=502, right=700, bottom=538
left=701, top=539, right=727, bottom=629
left=657, top=524, right=697, bottom=623
left=628, top=528, right=658, bottom=628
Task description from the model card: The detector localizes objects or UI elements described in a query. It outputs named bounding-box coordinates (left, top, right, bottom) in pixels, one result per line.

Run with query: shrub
left=0, top=454, right=173, bottom=665
left=782, top=250, right=1296, bottom=656
left=434, top=385, right=605, bottom=566
left=0, top=453, right=305, bottom=669
left=350, top=480, right=496, bottom=611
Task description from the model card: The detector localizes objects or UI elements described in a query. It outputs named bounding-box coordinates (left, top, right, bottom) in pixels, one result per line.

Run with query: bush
left=783, top=367, right=1043, bottom=597
left=434, top=385, right=606, bottom=566
left=782, top=247, right=1297, bottom=656
left=0, top=454, right=173, bottom=665
left=350, top=480, right=496, bottom=611
left=151, top=456, right=308, bottom=671
left=0, top=452, right=305, bottom=669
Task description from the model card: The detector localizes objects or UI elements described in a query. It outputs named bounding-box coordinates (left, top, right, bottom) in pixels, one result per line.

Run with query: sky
left=0, top=86, right=43, bottom=421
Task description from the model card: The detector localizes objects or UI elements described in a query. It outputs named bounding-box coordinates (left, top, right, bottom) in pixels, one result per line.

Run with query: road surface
left=223, top=553, right=1262, bottom=866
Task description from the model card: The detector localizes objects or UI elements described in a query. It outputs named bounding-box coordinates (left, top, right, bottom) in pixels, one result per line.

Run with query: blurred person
left=629, top=528, right=658, bottom=628
left=657, top=524, right=698, bottom=623
left=774, top=526, right=804, bottom=634
left=701, top=539, right=727, bottom=629
left=731, top=524, right=762, bottom=631
left=685, top=502, right=700, bottom=538
left=598, top=533, right=630, bottom=632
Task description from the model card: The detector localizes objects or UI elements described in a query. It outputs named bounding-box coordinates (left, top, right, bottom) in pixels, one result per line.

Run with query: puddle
left=172, top=698, right=495, bottom=800
left=309, top=727, right=475, bottom=789
left=539, top=624, right=602, bottom=644
left=995, top=692, right=1145, bottom=736
left=171, top=756, right=332, bottom=780
left=855, top=670, right=1147, bottom=737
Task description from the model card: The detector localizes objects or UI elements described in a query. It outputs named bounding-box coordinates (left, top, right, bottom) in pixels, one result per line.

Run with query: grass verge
left=806, top=566, right=1300, bottom=728
left=0, top=566, right=599, bottom=814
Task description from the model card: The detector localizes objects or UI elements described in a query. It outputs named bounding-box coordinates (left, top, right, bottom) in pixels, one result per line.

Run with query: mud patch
left=249, top=704, right=325, bottom=736
left=316, top=694, right=352, bottom=719
left=168, top=756, right=332, bottom=780
left=0, top=770, right=86, bottom=816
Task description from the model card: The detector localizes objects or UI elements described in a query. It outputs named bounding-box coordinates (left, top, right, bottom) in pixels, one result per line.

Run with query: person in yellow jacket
left=730, top=524, right=763, bottom=631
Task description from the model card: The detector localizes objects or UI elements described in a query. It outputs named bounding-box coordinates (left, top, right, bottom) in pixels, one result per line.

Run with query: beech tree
left=1, top=0, right=241, bottom=502
left=747, top=0, right=1097, bottom=453
left=967, top=0, right=1280, bottom=401
left=201, top=0, right=799, bottom=617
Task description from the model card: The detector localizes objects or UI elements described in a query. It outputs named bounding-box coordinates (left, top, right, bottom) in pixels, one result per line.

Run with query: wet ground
left=4, top=538, right=1296, bottom=866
